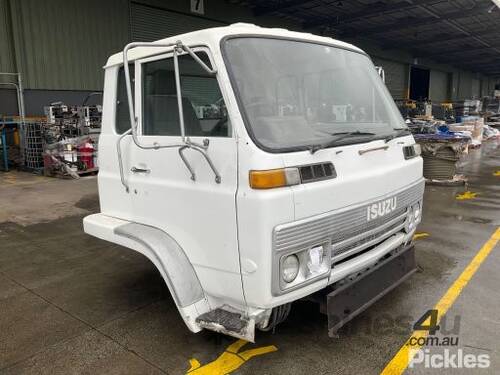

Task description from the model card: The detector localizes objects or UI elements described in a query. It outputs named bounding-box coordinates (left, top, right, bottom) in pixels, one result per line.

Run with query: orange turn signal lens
left=249, top=168, right=300, bottom=189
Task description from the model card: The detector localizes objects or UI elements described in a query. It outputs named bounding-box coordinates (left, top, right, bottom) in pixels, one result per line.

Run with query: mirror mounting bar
left=375, top=66, right=385, bottom=83
left=117, top=41, right=221, bottom=191
left=123, top=41, right=217, bottom=149
left=178, top=145, right=221, bottom=183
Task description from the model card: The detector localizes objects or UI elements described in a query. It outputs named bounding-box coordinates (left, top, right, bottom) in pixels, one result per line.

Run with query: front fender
left=83, top=214, right=210, bottom=332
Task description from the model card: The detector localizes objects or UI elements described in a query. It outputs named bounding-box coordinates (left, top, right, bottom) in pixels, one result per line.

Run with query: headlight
left=409, top=211, right=415, bottom=229
left=276, top=244, right=331, bottom=294
left=405, top=206, right=415, bottom=232
left=413, top=202, right=421, bottom=222
left=282, top=254, right=299, bottom=283
left=405, top=202, right=422, bottom=233
left=307, top=245, right=324, bottom=274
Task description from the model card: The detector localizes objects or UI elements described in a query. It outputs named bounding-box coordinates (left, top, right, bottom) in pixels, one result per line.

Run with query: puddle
left=74, top=194, right=100, bottom=212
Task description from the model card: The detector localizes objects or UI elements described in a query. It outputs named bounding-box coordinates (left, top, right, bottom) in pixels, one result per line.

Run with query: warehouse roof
left=236, top=0, right=500, bottom=76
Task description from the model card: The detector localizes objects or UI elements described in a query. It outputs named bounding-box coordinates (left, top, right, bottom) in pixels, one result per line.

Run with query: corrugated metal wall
left=485, top=78, right=500, bottom=96
left=429, top=70, right=449, bottom=102
left=0, top=0, right=15, bottom=74
left=371, top=57, right=407, bottom=99
left=7, top=0, right=129, bottom=90
left=457, top=72, right=473, bottom=99
left=130, top=2, right=225, bottom=42
left=481, top=78, right=490, bottom=97
left=471, top=78, right=480, bottom=98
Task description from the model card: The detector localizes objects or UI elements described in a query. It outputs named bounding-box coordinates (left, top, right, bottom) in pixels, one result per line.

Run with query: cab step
left=196, top=307, right=255, bottom=342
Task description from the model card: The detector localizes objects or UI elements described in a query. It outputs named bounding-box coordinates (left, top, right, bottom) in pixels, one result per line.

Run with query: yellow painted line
left=494, top=171, right=500, bottom=177
left=455, top=191, right=478, bottom=200
left=380, top=227, right=500, bottom=375
left=187, top=339, right=277, bottom=374
left=413, top=232, right=429, bottom=241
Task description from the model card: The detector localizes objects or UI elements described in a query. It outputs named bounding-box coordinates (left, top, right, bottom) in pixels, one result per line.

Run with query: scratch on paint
left=413, top=232, right=429, bottom=241
left=187, top=339, right=277, bottom=374
left=456, top=191, right=478, bottom=200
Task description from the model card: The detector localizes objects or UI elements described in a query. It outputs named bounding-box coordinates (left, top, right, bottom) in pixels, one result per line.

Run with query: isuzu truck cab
left=84, top=23, right=424, bottom=341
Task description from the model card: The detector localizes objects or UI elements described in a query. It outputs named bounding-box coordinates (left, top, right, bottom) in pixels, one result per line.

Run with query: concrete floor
left=0, top=140, right=499, bottom=374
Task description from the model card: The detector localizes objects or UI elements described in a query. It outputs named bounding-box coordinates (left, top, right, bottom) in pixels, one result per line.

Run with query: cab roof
left=105, top=22, right=365, bottom=68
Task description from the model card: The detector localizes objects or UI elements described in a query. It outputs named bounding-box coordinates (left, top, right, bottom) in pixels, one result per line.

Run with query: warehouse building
left=0, top=0, right=499, bottom=115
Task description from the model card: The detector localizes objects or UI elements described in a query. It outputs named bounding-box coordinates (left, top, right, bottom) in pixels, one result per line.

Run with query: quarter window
left=115, top=65, right=134, bottom=134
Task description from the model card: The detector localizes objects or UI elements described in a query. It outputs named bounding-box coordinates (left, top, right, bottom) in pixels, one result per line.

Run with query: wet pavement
left=0, top=140, right=499, bottom=374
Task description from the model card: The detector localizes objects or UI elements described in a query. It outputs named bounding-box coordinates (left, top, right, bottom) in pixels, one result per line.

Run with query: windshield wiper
left=384, top=128, right=412, bottom=143
left=309, top=131, right=375, bottom=154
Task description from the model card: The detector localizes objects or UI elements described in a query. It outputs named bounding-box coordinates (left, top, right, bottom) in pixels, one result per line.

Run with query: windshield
left=222, top=37, right=407, bottom=152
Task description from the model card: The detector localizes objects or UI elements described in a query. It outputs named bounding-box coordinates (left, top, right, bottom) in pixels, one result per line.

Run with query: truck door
left=126, top=48, right=245, bottom=306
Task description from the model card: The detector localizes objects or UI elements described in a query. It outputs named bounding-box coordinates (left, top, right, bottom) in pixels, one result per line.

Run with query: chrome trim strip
left=332, top=222, right=406, bottom=263
left=329, top=233, right=405, bottom=284
left=358, top=145, right=389, bottom=155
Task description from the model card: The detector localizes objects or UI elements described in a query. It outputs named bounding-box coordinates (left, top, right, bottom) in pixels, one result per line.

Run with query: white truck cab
left=84, top=23, right=424, bottom=341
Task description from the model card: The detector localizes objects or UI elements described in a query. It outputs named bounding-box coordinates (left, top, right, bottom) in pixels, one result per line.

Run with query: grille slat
left=332, top=211, right=407, bottom=251
left=273, top=180, right=424, bottom=256
left=274, top=208, right=405, bottom=248
left=332, top=221, right=406, bottom=263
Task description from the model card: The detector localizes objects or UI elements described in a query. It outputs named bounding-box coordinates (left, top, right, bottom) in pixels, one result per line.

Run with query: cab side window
left=142, top=52, right=229, bottom=137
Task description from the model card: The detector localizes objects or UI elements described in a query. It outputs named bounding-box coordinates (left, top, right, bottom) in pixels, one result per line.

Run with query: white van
left=84, top=23, right=424, bottom=341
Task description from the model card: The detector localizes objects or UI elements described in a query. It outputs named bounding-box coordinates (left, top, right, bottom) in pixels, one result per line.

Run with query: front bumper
left=328, top=230, right=414, bottom=285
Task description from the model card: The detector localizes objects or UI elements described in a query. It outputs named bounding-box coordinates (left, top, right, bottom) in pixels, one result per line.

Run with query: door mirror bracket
left=117, top=41, right=220, bottom=191
left=179, top=145, right=221, bottom=183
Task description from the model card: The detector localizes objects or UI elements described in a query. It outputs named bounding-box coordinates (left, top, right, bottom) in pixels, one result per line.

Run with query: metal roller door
left=130, top=2, right=226, bottom=42
left=429, top=70, right=449, bottom=102
left=371, top=57, right=407, bottom=99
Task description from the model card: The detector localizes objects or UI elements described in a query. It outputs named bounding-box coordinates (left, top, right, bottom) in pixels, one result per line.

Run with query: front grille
left=330, top=207, right=405, bottom=244
left=273, top=180, right=424, bottom=259
left=331, top=212, right=407, bottom=263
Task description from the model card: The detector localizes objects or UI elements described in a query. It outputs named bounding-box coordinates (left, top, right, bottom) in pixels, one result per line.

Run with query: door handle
left=131, top=166, right=150, bottom=173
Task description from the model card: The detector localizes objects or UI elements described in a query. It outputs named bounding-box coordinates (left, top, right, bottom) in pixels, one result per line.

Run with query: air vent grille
left=299, top=162, right=336, bottom=183
left=403, top=145, right=417, bottom=159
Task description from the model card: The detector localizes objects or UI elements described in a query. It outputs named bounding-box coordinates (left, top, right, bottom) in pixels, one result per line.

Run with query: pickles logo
left=408, top=310, right=490, bottom=369
left=367, top=197, right=397, bottom=221
left=409, top=349, right=490, bottom=369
